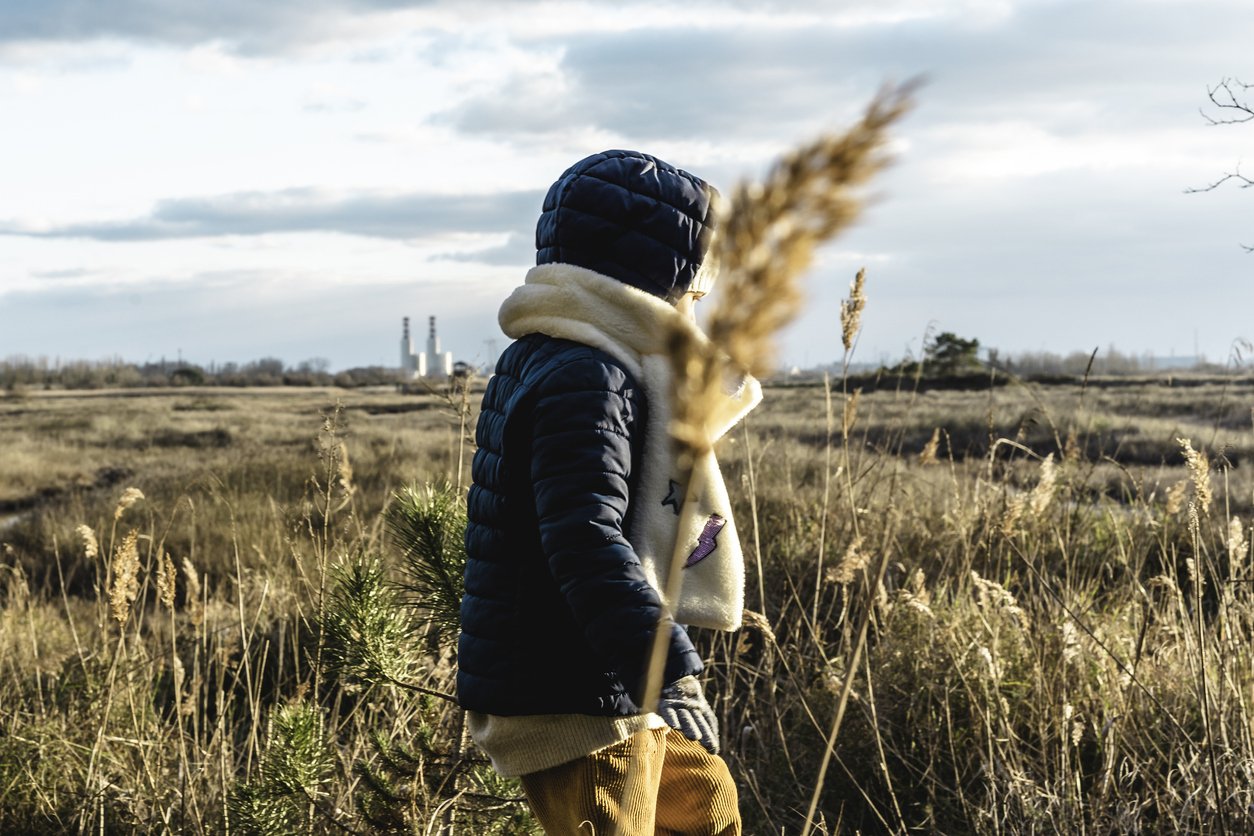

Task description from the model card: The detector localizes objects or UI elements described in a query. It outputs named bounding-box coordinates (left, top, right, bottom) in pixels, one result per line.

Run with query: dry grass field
left=2, top=375, right=1253, bottom=834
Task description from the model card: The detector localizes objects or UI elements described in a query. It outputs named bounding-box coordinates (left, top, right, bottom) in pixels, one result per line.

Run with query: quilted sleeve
left=529, top=352, right=702, bottom=706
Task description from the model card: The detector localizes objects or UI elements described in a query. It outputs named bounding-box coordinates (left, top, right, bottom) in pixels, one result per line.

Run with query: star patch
left=661, top=479, right=682, bottom=515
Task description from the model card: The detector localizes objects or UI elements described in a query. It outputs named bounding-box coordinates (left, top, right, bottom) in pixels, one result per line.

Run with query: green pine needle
left=385, top=483, right=468, bottom=644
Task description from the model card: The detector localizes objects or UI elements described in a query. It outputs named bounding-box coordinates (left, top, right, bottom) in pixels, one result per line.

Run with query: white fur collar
left=498, top=263, right=762, bottom=630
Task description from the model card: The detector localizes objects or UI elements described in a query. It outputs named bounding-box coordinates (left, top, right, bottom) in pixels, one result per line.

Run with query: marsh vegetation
left=2, top=373, right=1253, bottom=833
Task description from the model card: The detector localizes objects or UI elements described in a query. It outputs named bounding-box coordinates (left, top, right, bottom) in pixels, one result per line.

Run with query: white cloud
left=3, top=0, right=1254, bottom=369
left=0, top=188, right=543, bottom=241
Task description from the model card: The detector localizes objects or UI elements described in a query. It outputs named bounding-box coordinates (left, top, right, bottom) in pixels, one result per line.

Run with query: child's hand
left=659, top=675, right=720, bottom=754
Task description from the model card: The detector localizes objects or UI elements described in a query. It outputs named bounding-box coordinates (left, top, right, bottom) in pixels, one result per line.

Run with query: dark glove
left=659, top=675, right=720, bottom=755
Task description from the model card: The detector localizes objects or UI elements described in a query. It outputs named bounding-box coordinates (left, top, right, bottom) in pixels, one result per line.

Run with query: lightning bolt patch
left=684, top=514, right=726, bottom=568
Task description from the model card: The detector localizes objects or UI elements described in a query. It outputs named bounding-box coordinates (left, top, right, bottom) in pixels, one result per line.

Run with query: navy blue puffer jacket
left=458, top=150, right=720, bottom=717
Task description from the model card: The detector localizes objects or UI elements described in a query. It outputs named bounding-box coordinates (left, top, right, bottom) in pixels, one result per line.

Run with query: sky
left=1, top=0, right=1252, bottom=372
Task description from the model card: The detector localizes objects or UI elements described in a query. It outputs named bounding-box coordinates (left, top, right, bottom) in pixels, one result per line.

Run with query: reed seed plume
left=740, top=608, right=778, bottom=644
left=918, top=428, right=941, bottom=466
left=1028, top=453, right=1057, bottom=515
left=829, top=535, right=868, bottom=585
left=971, top=571, right=1024, bottom=620
left=1060, top=620, right=1081, bottom=665
left=4, top=565, right=29, bottom=609
left=1177, top=437, right=1212, bottom=513
left=1229, top=517, right=1249, bottom=568
left=898, top=569, right=934, bottom=619
left=337, top=441, right=355, bottom=497
left=1063, top=428, right=1081, bottom=463
left=1065, top=704, right=1084, bottom=748
left=156, top=551, right=176, bottom=610
left=1148, top=572, right=1181, bottom=599
left=977, top=645, right=1000, bottom=683
left=1186, top=555, right=1202, bottom=594
left=1001, top=495, right=1026, bottom=539
left=667, top=82, right=915, bottom=454
left=172, top=655, right=190, bottom=714
left=113, top=486, right=145, bottom=521
left=76, top=524, right=99, bottom=560
left=1165, top=479, right=1189, bottom=515
left=109, top=529, right=141, bottom=624
left=902, top=594, right=935, bottom=619
left=183, top=556, right=204, bottom=626
left=840, top=267, right=867, bottom=353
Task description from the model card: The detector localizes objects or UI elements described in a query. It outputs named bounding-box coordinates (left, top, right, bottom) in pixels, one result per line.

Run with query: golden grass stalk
left=841, top=388, right=861, bottom=441
left=667, top=82, right=916, bottom=455
left=109, top=529, right=141, bottom=624
left=630, top=83, right=916, bottom=828
left=649, top=84, right=914, bottom=836
left=632, top=80, right=917, bottom=836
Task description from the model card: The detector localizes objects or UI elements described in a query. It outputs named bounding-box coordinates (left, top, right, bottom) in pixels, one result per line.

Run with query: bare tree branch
left=1190, top=78, right=1254, bottom=249
left=1184, top=166, right=1254, bottom=193
left=1201, top=77, right=1254, bottom=125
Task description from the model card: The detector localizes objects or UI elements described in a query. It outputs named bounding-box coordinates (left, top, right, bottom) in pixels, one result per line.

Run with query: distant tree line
left=5, top=338, right=1241, bottom=394
left=861, top=334, right=1232, bottom=383
left=1, top=355, right=403, bottom=392
left=989, top=345, right=1227, bottom=377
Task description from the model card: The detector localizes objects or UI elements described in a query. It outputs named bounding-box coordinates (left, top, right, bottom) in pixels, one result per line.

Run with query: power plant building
left=400, top=316, right=453, bottom=379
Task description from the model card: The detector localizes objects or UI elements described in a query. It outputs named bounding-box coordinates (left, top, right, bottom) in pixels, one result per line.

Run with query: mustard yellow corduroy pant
left=519, top=727, right=741, bottom=836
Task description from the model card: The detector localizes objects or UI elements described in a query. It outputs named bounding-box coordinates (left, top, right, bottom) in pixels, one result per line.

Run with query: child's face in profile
left=675, top=290, right=704, bottom=323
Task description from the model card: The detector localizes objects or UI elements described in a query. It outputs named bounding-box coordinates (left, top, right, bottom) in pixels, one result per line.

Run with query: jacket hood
left=535, top=150, right=720, bottom=303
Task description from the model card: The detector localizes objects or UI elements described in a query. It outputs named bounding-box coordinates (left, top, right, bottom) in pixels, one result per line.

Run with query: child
left=459, top=150, right=759, bottom=835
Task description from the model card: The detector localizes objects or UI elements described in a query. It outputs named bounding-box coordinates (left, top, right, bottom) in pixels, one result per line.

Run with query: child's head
left=535, top=150, right=721, bottom=305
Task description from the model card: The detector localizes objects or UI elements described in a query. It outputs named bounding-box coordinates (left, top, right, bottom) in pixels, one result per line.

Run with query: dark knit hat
left=535, top=150, right=720, bottom=303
